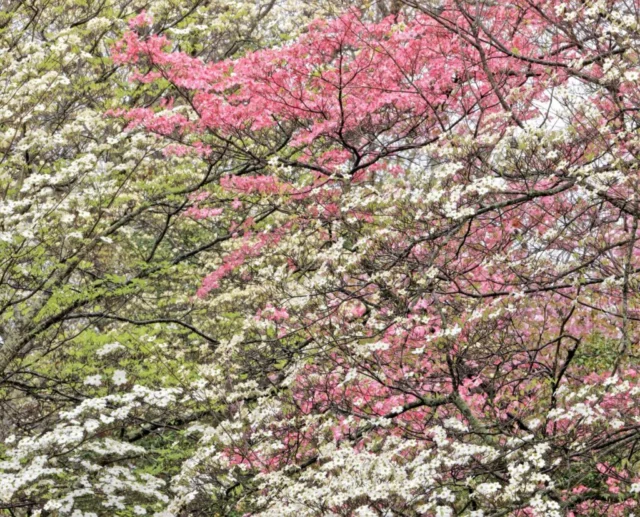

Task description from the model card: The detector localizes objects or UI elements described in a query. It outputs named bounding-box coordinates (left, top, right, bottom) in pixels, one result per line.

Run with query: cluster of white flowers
left=1, top=383, right=185, bottom=511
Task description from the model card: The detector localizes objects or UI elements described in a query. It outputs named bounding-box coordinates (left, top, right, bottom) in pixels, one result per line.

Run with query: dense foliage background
left=2, top=0, right=640, bottom=516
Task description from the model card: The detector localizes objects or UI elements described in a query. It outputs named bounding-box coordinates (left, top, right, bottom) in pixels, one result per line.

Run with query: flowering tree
left=4, top=0, right=640, bottom=516
left=0, top=0, right=385, bottom=514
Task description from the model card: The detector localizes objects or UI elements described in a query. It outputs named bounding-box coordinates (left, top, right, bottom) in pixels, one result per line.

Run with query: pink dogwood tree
left=108, top=1, right=640, bottom=515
